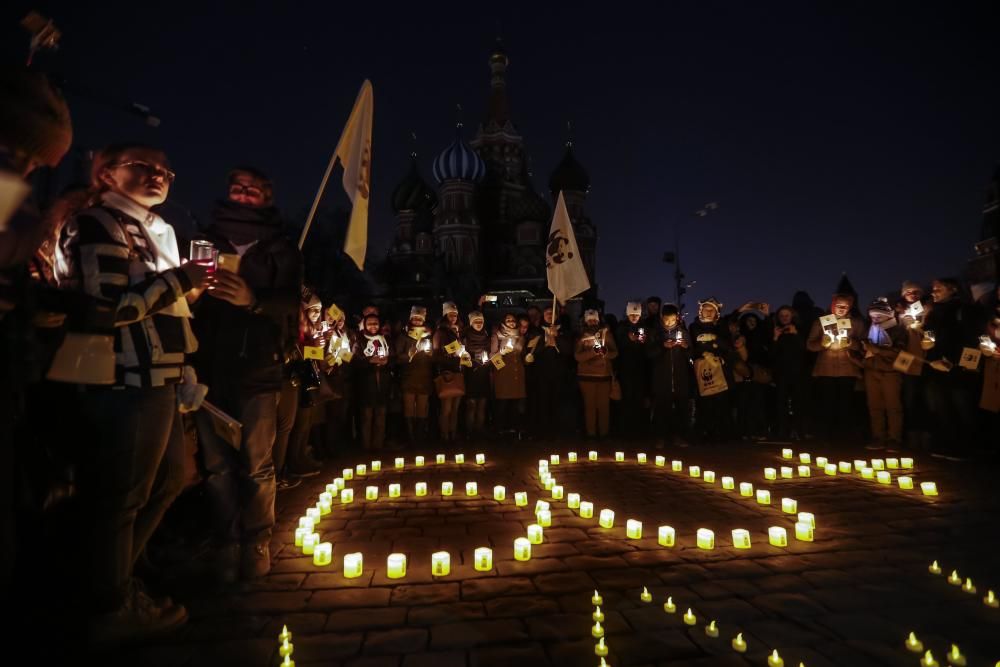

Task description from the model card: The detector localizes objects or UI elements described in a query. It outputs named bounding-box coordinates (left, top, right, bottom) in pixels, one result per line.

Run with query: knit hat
left=326, top=303, right=344, bottom=321
left=442, top=301, right=458, bottom=316
left=583, top=309, right=600, bottom=322
left=867, top=297, right=893, bottom=317
left=0, top=66, right=72, bottom=168
left=468, top=310, right=484, bottom=324
left=410, top=305, right=427, bottom=321
left=698, top=297, right=723, bottom=312
left=901, top=280, right=922, bottom=294
left=625, top=301, right=643, bottom=316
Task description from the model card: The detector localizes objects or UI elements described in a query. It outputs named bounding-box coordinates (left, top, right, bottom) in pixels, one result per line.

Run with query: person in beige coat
left=806, top=293, right=864, bottom=440
left=491, top=312, right=526, bottom=438
left=575, top=309, right=619, bottom=439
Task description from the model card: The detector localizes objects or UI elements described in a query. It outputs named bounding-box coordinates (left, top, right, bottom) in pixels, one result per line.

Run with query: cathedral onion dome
left=432, top=126, right=486, bottom=184
left=549, top=143, right=590, bottom=195
left=391, top=155, right=437, bottom=213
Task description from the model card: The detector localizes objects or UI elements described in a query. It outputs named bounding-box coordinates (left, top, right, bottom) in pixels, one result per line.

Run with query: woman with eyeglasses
left=55, top=143, right=209, bottom=644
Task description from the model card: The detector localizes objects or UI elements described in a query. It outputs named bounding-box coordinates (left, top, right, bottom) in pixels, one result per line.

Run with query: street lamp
left=662, top=202, right=718, bottom=313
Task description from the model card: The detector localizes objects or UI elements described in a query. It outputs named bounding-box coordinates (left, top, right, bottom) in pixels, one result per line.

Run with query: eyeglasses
left=229, top=183, right=264, bottom=198
left=114, top=160, right=176, bottom=184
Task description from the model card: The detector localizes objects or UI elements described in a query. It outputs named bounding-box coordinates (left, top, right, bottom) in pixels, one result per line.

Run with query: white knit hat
left=468, top=310, right=484, bottom=324
left=442, top=301, right=458, bottom=316
left=625, top=301, right=643, bottom=316
left=410, top=305, right=427, bottom=320
left=584, top=309, right=600, bottom=321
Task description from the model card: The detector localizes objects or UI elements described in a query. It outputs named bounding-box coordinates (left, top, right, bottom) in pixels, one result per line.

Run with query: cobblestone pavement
left=126, top=441, right=1000, bottom=667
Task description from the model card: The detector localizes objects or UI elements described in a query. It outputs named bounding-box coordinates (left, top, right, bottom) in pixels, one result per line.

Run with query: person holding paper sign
left=319, top=303, right=354, bottom=457
left=353, top=313, right=391, bottom=450
left=463, top=311, right=492, bottom=440
left=806, top=293, right=863, bottom=441
left=395, top=306, right=434, bottom=446
left=862, top=298, right=906, bottom=449
left=895, top=281, right=931, bottom=450
left=491, top=312, right=527, bottom=439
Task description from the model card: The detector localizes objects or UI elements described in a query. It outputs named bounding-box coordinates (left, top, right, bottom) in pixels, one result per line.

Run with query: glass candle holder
left=441, top=482, right=453, bottom=496
left=615, top=451, right=625, bottom=462
left=898, top=476, right=914, bottom=490
left=537, top=509, right=552, bottom=527
left=387, top=553, right=406, bottom=579
left=876, top=471, right=891, bottom=485
left=765, top=467, right=777, bottom=480
left=454, top=453, right=465, bottom=464
left=436, top=454, right=446, bottom=464
left=901, top=457, right=914, bottom=469
left=756, top=489, right=771, bottom=505
left=871, top=459, right=885, bottom=471
left=886, top=457, right=899, bottom=469
left=371, top=460, right=382, bottom=472
left=343, top=552, right=363, bottom=578
left=637, top=452, right=647, bottom=464
left=839, top=461, right=852, bottom=473
left=721, top=476, right=735, bottom=490
left=356, top=464, right=367, bottom=476
left=313, top=542, right=332, bottom=566
left=689, top=465, right=701, bottom=478
left=515, top=492, right=528, bottom=506
left=415, top=482, right=427, bottom=497
left=768, top=526, right=788, bottom=547
left=697, top=528, right=715, bottom=550
left=494, top=485, right=506, bottom=501
left=861, top=467, right=875, bottom=480
left=474, top=547, right=492, bottom=571
left=580, top=501, right=594, bottom=518
left=921, top=482, right=938, bottom=496
left=658, top=525, right=675, bottom=547
left=732, top=528, right=751, bottom=549
left=568, top=451, right=578, bottom=462
left=655, top=455, right=666, bottom=467
left=853, top=459, right=867, bottom=472
left=342, top=468, right=353, bottom=480
left=465, top=482, right=478, bottom=496
left=567, top=493, right=580, bottom=509
left=782, top=448, right=793, bottom=459
left=797, top=465, right=811, bottom=477
left=415, top=455, right=425, bottom=467
left=589, top=450, right=598, bottom=461
left=550, top=454, right=560, bottom=465
left=341, top=488, right=354, bottom=504
left=366, top=486, right=378, bottom=500
left=299, top=516, right=315, bottom=531
left=306, top=507, right=321, bottom=522
left=780, top=466, right=794, bottom=479
left=514, top=537, right=531, bottom=561
left=302, top=533, right=319, bottom=555
left=797, top=511, right=815, bottom=528
left=794, top=522, right=814, bottom=542
left=599, top=509, right=615, bottom=528
left=318, top=500, right=332, bottom=515
left=535, top=499, right=550, bottom=514
left=781, top=498, right=797, bottom=514
left=816, top=456, right=828, bottom=468
left=626, top=519, right=643, bottom=539
left=740, top=482, right=754, bottom=497
left=825, top=463, right=837, bottom=476
left=476, top=453, right=485, bottom=465
left=389, top=483, right=401, bottom=498
left=294, top=527, right=308, bottom=547
left=527, top=523, right=543, bottom=544
left=799, top=453, right=811, bottom=464
left=394, top=457, right=404, bottom=470
left=551, top=485, right=564, bottom=500
left=431, top=551, right=450, bottom=576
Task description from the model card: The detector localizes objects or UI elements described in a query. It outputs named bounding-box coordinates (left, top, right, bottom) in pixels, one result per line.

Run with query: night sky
left=6, top=2, right=998, bottom=316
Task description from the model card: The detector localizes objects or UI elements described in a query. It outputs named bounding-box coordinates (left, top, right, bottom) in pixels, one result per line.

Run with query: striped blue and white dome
left=432, top=126, right=486, bottom=184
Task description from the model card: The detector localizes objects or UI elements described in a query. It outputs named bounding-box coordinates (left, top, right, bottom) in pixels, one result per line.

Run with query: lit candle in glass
left=394, top=457, right=404, bottom=470
left=343, top=552, right=363, bottom=578
left=454, top=453, right=465, bottom=464
left=302, top=533, right=319, bottom=555
left=721, top=476, right=735, bottom=490
left=795, top=521, right=814, bottom=542
left=366, top=486, right=378, bottom=500
left=551, top=485, right=564, bottom=500
left=580, top=501, right=594, bottom=518
left=921, top=482, right=938, bottom=496
left=768, top=526, right=788, bottom=547
left=781, top=498, right=797, bottom=514
left=415, top=455, right=425, bottom=467
left=928, top=560, right=942, bottom=575
left=948, top=570, right=962, bottom=586
left=839, top=461, right=852, bottom=473
left=599, top=509, right=615, bottom=528
left=731, top=528, right=751, bottom=549
left=550, top=453, right=560, bottom=466
left=313, top=542, right=332, bottom=566
left=543, top=477, right=555, bottom=491
left=431, top=551, right=450, bottom=576
left=318, top=499, right=332, bottom=515
left=567, top=493, right=580, bottom=509
left=319, top=491, right=333, bottom=505
left=436, top=454, right=445, bottom=464
left=389, top=483, right=401, bottom=498
left=591, top=590, right=603, bottom=605
left=861, top=467, right=875, bottom=480
left=901, top=457, right=914, bottom=469
left=279, top=638, right=293, bottom=658
left=494, top=485, right=506, bottom=501
left=294, top=527, right=308, bottom=547
left=343, top=468, right=353, bottom=480
left=756, top=490, right=771, bottom=505
left=387, top=553, right=406, bottom=579
left=984, top=590, right=998, bottom=608
left=780, top=466, right=793, bottom=479
left=947, top=645, right=966, bottom=667
left=825, top=463, right=837, bottom=476
left=371, top=460, right=382, bottom=472
left=689, top=465, right=701, bottom=478
left=537, top=509, right=552, bottom=527
left=797, top=512, right=815, bottom=529
left=299, top=516, right=315, bottom=531
left=535, top=499, right=550, bottom=514
left=871, top=458, right=885, bottom=471
left=466, top=481, right=478, bottom=496
left=591, top=621, right=604, bottom=638
left=876, top=471, right=891, bottom=485
left=589, top=450, right=598, bottom=461
left=905, top=632, right=924, bottom=652
left=797, top=465, right=811, bottom=477
left=515, top=491, right=528, bottom=506
left=740, top=482, right=754, bottom=497
left=356, top=464, right=367, bottom=476
left=782, top=448, right=793, bottom=459
left=615, top=451, right=624, bottom=462
left=962, top=578, right=977, bottom=594
left=415, top=482, right=427, bottom=497
left=341, top=488, right=354, bottom=504
left=306, top=507, right=321, bottom=522
left=474, top=547, right=492, bottom=571
left=568, top=451, right=578, bottom=462
left=655, top=455, right=665, bottom=467
left=527, top=523, right=543, bottom=544
left=799, top=453, right=811, bottom=464
left=898, top=476, right=913, bottom=490
left=476, top=453, right=485, bottom=465
left=765, top=467, right=777, bottom=480
left=326, top=482, right=339, bottom=495
left=637, top=452, right=647, bottom=464
left=514, top=537, right=531, bottom=561
left=626, top=519, right=643, bottom=539
left=697, top=528, right=715, bottom=549
left=658, top=525, right=675, bottom=547
left=441, top=481, right=453, bottom=496
left=886, top=457, right=899, bottom=469
left=704, top=471, right=716, bottom=483
left=816, top=456, right=828, bottom=468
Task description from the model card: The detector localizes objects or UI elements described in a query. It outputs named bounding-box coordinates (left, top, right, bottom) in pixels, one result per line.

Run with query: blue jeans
left=199, top=392, right=278, bottom=545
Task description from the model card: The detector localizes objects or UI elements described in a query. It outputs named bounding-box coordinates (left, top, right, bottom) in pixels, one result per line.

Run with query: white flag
left=336, top=80, right=374, bottom=270
left=546, top=192, right=590, bottom=304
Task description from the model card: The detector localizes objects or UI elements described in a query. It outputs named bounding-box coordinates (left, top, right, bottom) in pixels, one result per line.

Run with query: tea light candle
left=640, top=586, right=652, bottom=602
left=543, top=477, right=555, bottom=491
left=302, top=533, right=319, bottom=555
left=551, top=485, right=564, bottom=500
left=366, top=486, right=378, bottom=500
left=441, top=481, right=453, bottom=496
left=655, top=455, right=665, bottom=467
left=853, top=459, right=867, bottom=471
left=663, top=596, right=676, bottom=613
left=825, top=463, right=837, bottom=476
left=705, top=620, right=719, bottom=638
left=816, top=456, right=828, bottom=468
left=550, top=453, right=560, bottom=465
left=905, top=632, right=924, bottom=652
left=589, top=450, right=598, bottom=461
left=476, top=453, right=485, bottom=465
left=886, top=457, right=899, bottom=469
left=594, top=637, right=608, bottom=657
left=781, top=498, right=797, bottom=514
left=683, top=608, right=697, bottom=625
left=306, top=507, right=321, bottom=522
left=466, top=481, right=478, bottom=496
left=599, top=509, right=615, bottom=528
left=371, top=460, right=382, bottom=473
left=341, top=488, right=354, bottom=504
left=279, top=624, right=292, bottom=642
left=921, top=482, right=938, bottom=496
left=780, top=466, right=793, bottom=479
left=580, top=501, right=594, bottom=518
left=615, top=451, right=625, bottom=462
left=592, top=589, right=603, bottom=605
left=756, top=490, right=771, bottom=505
left=538, top=509, right=552, bottom=527
left=535, top=499, right=550, bottom=514
left=797, top=512, right=815, bottom=529
left=768, top=649, right=785, bottom=667
left=920, top=650, right=939, bottom=667
left=797, top=465, right=811, bottom=477
left=514, top=537, right=531, bottom=561
left=901, top=457, right=914, bottom=468
left=928, top=560, right=942, bottom=575
left=567, top=493, right=580, bottom=509
left=697, top=528, right=715, bottom=550
left=794, top=521, right=814, bottom=542
left=765, top=467, right=777, bottom=480
left=799, top=453, right=811, bottom=464
left=415, top=455, right=425, bottom=467
left=637, top=452, right=647, bottom=464
left=626, top=519, right=643, bottom=539
left=415, top=482, right=427, bottom=497
left=387, top=553, right=407, bottom=579
left=704, top=471, right=716, bottom=483
left=732, top=529, right=751, bottom=549
left=515, top=491, right=528, bottom=506
left=294, top=527, right=308, bottom=547
left=436, top=454, right=446, bottom=464
left=721, top=476, right=735, bottom=490
left=279, top=638, right=293, bottom=658
left=689, top=465, right=701, bottom=478
left=839, top=461, right=852, bottom=473
left=526, top=523, right=544, bottom=544
left=948, top=570, right=962, bottom=586
left=318, top=499, right=332, bottom=515
left=431, top=551, right=450, bottom=576
left=343, top=468, right=354, bottom=480
left=947, top=645, right=966, bottom=667
left=898, top=476, right=914, bottom=490
left=494, top=485, right=506, bottom=501
left=962, top=578, right=977, bottom=594
left=591, top=621, right=604, bottom=638
left=768, top=526, right=788, bottom=547
left=356, top=464, right=367, bottom=476
left=871, top=459, right=885, bottom=471
left=389, top=483, right=401, bottom=498
left=658, top=525, right=675, bottom=547
left=731, top=632, right=747, bottom=652
left=740, top=482, right=754, bottom=497
left=568, top=451, right=578, bottom=462
left=319, top=491, right=333, bottom=504
left=861, top=467, right=875, bottom=480
left=984, top=590, right=998, bottom=608
left=299, top=516, right=315, bottom=530
left=343, top=552, right=363, bottom=578
left=452, top=453, right=464, bottom=464
left=313, top=542, right=332, bottom=566
left=876, top=471, right=891, bottom=485
left=327, top=482, right=339, bottom=494
left=782, top=448, right=793, bottom=459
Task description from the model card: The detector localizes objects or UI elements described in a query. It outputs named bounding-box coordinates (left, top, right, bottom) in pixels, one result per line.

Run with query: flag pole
left=298, top=130, right=347, bottom=250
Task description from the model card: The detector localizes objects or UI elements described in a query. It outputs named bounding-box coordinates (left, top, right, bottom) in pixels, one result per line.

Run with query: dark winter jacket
left=395, top=326, right=434, bottom=394
left=432, top=321, right=463, bottom=375
left=352, top=333, right=392, bottom=406
left=770, top=324, right=806, bottom=382
left=575, top=325, right=618, bottom=380
left=923, top=297, right=980, bottom=367
left=462, top=326, right=492, bottom=399
left=615, top=320, right=650, bottom=396
left=646, top=322, right=692, bottom=398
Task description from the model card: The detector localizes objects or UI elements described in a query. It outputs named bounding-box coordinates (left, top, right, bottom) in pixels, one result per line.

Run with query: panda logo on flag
left=546, top=230, right=573, bottom=268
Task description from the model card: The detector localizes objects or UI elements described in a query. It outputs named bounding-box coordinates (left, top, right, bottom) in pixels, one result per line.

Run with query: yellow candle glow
left=740, top=482, right=754, bottom=497
left=962, top=578, right=977, bottom=594
left=825, top=463, right=838, bottom=476
left=318, top=500, right=332, bottom=515
left=436, top=454, right=445, bottom=464
left=589, top=450, right=598, bottom=461
left=683, top=608, right=696, bottom=625
left=768, top=649, right=785, bottom=667
left=476, top=453, right=485, bottom=465
left=595, top=636, right=608, bottom=657
left=626, top=519, right=643, bottom=539
left=704, top=470, right=716, bottom=483
left=928, top=560, right=942, bottom=575
left=689, top=465, right=701, bottom=478
left=306, top=507, right=321, bottom=522
left=592, top=589, right=603, bottom=605
left=816, top=456, right=828, bottom=467
left=279, top=624, right=292, bottom=642
left=871, top=459, right=885, bottom=471
left=441, top=481, right=453, bottom=496
left=327, top=482, right=339, bottom=494
left=861, top=467, right=875, bottom=480
left=415, top=482, right=427, bottom=497
left=319, top=491, right=333, bottom=504
left=591, top=620, right=604, bottom=638
left=355, top=464, right=366, bottom=476
left=722, top=476, right=735, bottom=490
left=386, top=553, right=406, bottom=579
left=580, top=501, right=594, bottom=518
left=887, top=457, right=899, bottom=469
left=454, top=453, right=465, bottom=464
left=984, top=590, right=998, bottom=608
left=514, top=537, right=531, bottom=561
left=552, top=485, right=564, bottom=500
left=768, top=526, right=788, bottom=547
left=279, top=638, right=293, bottom=658
left=313, top=542, right=332, bottom=566
left=765, top=467, right=777, bottom=480
left=655, top=455, right=665, bottom=467
left=550, top=453, right=560, bottom=465
left=371, top=460, right=382, bottom=473
left=341, top=488, right=354, bottom=504
left=797, top=512, right=816, bottom=529
left=302, top=533, right=319, bottom=555
left=658, top=525, right=675, bottom=547
left=526, top=523, right=544, bottom=544
left=568, top=451, right=578, bottom=462
left=732, top=632, right=747, bottom=652
left=797, top=465, right=811, bottom=477
left=389, top=483, right=401, bottom=498
left=567, top=493, right=580, bottom=509
left=852, top=459, right=866, bottom=472
left=780, top=466, right=794, bottom=479
left=839, top=461, right=852, bottom=473
left=898, top=476, right=914, bottom=490
left=781, top=498, right=797, bottom=514
left=731, top=529, right=751, bottom=549
left=947, top=645, right=966, bottom=667
left=494, top=485, right=506, bottom=501
left=431, top=551, right=450, bottom=576
left=697, top=528, right=715, bottom=550
left=343, top=552, right=363, bottom=578
left=921, top=650, right=939, bottom=667
left=637, top=452, right=647, bottom=464
left=535, top=499, right=550, bottom=514
left=515, top=491, right=527, bottom=506
left=538, top=509, right=552, bottom=527
left=466, top=482, right=478, bottom=496
left=901, top=457, right=914, bottom=468
left=669, top=459, right=681, bottom=471
left=756, top=490, right=771, bottom=505
left=294, top=527, right=308, bottom=547
left=415, top=455, right=425, bottom=467
left=393, top=457, right=404, bottom=470
left=705, top=620, right=719, bottom=638
left=799, top=453, right=811, bottom=464
left=948, top=570, right=962, bottom=585
left=366, top=486, right=378, bottom=500
left=343, top=468, right=353, bottom=480
left=782, top=448, right=793, bottom=459
left=663, top=596, right=676, bottom=613
left=543, top=477, right=555, bottom=491
left=299, top=516, right=315, bottom=530
left=876, top=471, right=891, bottom=485
left=634, top=585, right=650, bottom=603
left=794, top=522, right=814, bottom=542
left=921, top=482, right=938, bottom=496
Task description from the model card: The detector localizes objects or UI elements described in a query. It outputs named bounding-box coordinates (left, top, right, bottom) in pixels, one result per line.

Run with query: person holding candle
left=320, top=302, right=355, bottom=457
left=462, top=310, right=492, bottom=441
left=352, top=313, right=391, bottom=450
left=647, top=304, right=692, bottom=448
left=689, top=297, right=734, bottom=443
left=492, top=311, right=527, bottom=439
left=806, top=292, right=864, bottom=442
left=615, top=301, right=651, bottom=438
left=861, top=298, right=907, bottom=449
left=530, top=306, right=574, bottom=441
left=770, top=305, right=807, bottom=441
left=433, top=302, right=465, bottom=445
left=575, top=309, right=619, bottom=440
left=896, top=281, right=932, bottom=450
left=395, top=305, right=434, bottom=446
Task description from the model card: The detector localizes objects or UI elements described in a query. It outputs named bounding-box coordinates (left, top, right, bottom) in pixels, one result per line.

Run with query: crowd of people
left=2, top=67, right=999, bottom=649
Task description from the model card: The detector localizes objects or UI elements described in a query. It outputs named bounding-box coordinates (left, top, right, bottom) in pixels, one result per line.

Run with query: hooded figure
left=615, top=301, right=651, bottom=436
left=861, top=297, right=906, bottom=448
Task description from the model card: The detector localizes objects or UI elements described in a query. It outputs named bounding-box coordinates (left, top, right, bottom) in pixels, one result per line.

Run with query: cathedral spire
left=487, top=38, right=510, bottom=126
